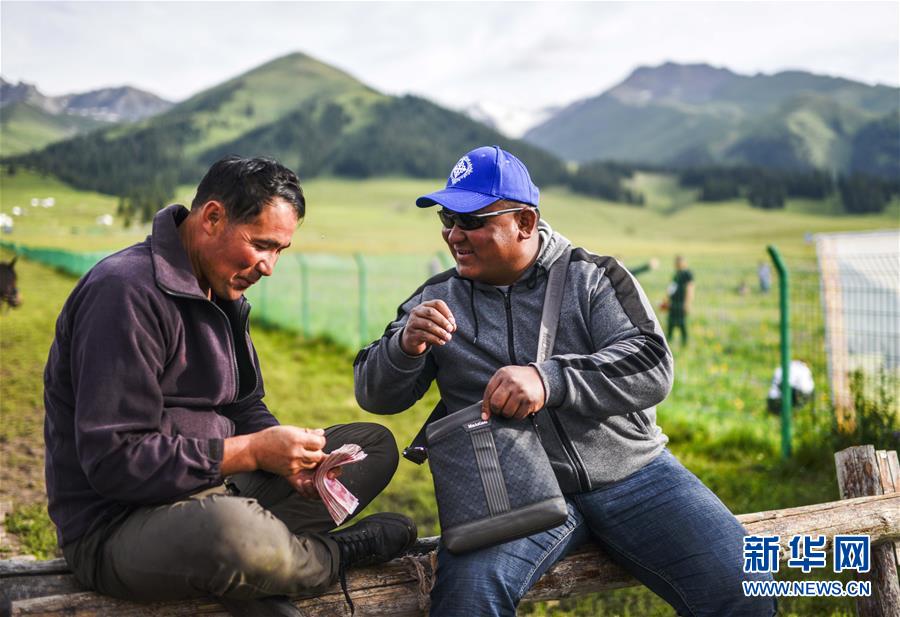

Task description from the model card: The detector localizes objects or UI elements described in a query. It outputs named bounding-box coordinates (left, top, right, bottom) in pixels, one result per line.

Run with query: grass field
left=1, top=167, right=897, bottom=615
left=3, top=167, right=898, bottom=256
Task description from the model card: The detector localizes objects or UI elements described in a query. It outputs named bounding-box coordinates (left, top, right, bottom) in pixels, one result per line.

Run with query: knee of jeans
left=431, top=549, right=523, bottom=612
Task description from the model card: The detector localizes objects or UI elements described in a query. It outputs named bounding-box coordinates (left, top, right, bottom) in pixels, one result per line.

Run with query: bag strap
left=402, top=400, right=446, bottom=464
left=535, top=245, right=571, bottom=364
left=402, top=246, right=572, bottom=464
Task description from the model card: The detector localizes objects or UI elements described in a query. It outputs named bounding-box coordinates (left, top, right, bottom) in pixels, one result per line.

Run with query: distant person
left=665, top=255, right=694, bottom=346
left=354, top=146, right=774, bottom=617
left=626, top=256, right=659, bottom=277
left=43, top=156, right=415, bottom=613
left=758, top=261, right=772, bottom=293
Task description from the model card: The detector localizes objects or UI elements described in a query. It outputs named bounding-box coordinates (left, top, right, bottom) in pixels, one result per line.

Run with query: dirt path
left=0, top=431, right=47, bottom=558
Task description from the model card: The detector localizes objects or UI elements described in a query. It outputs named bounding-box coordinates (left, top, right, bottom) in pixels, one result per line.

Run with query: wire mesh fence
left=5, top=237, right=893, bottom=443
left=815, top=230, right=900, bottom=437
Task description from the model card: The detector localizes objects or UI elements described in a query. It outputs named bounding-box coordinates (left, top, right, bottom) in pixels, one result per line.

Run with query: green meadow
left=1, top=167, right=898, bottom=616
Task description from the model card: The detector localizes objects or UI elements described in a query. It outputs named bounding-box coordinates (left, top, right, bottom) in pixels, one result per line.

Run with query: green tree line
left=678, top=166, right=900, bottom=213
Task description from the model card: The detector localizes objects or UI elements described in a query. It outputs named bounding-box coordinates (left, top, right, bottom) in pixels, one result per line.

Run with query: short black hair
left=191, top=156, right=305, bottom=223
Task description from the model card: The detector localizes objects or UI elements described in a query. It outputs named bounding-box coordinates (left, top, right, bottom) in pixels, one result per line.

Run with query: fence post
left=766, top=245, right=792, bottom=459
left=834, top=445, right=900, bottom=616
left=354, top=253, right=368, bottom=347
left=297, top=254, right=310, bottom=336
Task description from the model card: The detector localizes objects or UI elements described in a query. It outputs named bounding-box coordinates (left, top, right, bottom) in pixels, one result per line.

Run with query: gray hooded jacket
left=354, top=221, right=671, bottom=493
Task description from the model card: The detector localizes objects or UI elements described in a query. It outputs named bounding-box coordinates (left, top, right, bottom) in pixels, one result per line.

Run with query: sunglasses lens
left=438, top=210, right=454, bottom=228
left=456, top=214, right=482, bottom=230
left=438, top=210, right=482, bottom=230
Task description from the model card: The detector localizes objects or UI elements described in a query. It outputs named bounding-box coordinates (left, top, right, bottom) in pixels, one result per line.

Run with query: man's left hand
left=481, top=365, right=546, bottom=421
left=287, top=467, right=342, bottom=499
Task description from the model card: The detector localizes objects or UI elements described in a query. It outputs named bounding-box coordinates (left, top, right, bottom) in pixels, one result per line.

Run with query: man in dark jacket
left=44, top=156, right=415, bottom=609
left=354, top=146, right=774, bottom=617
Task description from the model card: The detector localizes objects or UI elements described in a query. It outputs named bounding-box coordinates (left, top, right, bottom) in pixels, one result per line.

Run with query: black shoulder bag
left=420, top=247, right=571, bottom=554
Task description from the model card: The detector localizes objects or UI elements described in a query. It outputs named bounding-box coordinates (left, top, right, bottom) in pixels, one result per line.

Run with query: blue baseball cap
left=416, top=145, right=540, bottom=213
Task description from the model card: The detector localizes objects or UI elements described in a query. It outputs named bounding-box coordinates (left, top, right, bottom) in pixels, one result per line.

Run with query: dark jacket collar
left=150, top=204, right=209, bottom=299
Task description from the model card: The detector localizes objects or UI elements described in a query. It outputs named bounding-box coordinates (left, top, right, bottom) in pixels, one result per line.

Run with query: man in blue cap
left=354, top=146, right=774, bottom=616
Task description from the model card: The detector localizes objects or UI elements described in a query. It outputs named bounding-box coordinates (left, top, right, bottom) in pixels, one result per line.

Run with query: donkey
left=0, top=256, right=21, bottom=309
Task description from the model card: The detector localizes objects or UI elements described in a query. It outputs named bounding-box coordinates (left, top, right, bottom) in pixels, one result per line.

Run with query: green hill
left=12, top=52, right=567, bottom=203
left=525, top=63, right=900, bottom=178
left=0, top=101, right=107, bottom=156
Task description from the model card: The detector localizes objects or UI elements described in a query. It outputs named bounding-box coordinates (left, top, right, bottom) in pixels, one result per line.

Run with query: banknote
left=315, top=443, right=367, bottom=525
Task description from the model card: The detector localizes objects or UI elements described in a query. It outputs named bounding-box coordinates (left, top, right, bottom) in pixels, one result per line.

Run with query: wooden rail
left=3, top=448, right=899, bottom=617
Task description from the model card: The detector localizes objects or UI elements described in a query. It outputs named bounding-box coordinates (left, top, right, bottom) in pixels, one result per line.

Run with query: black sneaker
left=330, top=513, right=417, bottom=614
left=331, top=512, right=417, bottom=568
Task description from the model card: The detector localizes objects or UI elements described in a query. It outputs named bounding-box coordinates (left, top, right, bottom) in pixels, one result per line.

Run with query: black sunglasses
left=437, top=207, right=530, bottom=231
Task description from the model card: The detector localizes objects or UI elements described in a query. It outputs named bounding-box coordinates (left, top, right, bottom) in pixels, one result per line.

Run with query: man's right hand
left=400, top=300, right=456, bottom=356
left=222, top=425, right=327, bottom=477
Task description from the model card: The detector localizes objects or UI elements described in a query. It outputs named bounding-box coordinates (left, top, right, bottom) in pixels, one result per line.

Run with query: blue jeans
left=429, top=450, right=776, bottom=616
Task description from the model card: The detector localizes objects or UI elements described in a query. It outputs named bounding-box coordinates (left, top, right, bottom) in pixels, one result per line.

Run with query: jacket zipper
left=547, top=409, right=592, bottom=492
left=503, top=289, right=518, bottom=365
left=237, top=300, right=258, bottom=402
left=160, top=286, right=241, bottom=403
left=206, top=301, right=242, bottom=404
left=508, top=285, right=589, bottom=492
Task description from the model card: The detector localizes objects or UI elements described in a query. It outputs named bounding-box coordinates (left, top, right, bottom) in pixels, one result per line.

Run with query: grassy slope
left=0, top=102, right=109, bottom=157
left=2, top=170, right=897, bottom=615
left=101, top=52, right=385, bottom=159
left=525, top=68, right=898, bottom=169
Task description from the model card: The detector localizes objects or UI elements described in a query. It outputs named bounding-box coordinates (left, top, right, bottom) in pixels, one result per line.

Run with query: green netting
left=1, top=240, right=452, bottom=349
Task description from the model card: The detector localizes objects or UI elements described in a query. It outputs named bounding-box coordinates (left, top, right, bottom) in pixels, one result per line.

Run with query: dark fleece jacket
left=43, top=204, right=278, bottom=547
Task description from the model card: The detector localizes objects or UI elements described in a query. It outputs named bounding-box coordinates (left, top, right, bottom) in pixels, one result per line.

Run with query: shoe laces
left=338, top=562, right=355, bottom=616
left=336, top=528, right=377, bottom=615
left=337, top=528, right=378, bottom=565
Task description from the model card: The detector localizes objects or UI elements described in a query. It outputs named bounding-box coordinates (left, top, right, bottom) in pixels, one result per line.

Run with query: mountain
left=524, top=63, right=900, bottom=177
left=1, top=77, right=173, bottom=122
left=1, top=77, right=173, bottom=155
left=1, top=101, right=108, bottom=156
left=12, top=52, right=568, bottom=202
left=56, top=86, right=173, bottom=122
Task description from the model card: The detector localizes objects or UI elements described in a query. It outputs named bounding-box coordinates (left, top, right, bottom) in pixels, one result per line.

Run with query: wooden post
left=834, top=446, right=900, bottom=617
left=875, top=450, right=900, bottom=584
left=817, top=236, right=855, bottom=431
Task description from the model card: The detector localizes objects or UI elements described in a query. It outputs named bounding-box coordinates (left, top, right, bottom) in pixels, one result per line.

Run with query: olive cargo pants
left=63, top=423, right=399, bottom=601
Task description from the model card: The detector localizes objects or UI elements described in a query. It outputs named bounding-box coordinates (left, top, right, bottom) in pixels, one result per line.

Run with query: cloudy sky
left=2, top=1, right=898, bottom=114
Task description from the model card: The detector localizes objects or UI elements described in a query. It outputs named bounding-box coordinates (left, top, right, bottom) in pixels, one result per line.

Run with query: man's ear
left=198, top=200, right=227, bottom=234
left=517, top=207, right=539, bottom=239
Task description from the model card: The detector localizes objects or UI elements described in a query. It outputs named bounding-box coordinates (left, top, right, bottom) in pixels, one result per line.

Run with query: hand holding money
left=303, top=443, right=367, bottom=525
left=288, top=466, right=341, bottom=500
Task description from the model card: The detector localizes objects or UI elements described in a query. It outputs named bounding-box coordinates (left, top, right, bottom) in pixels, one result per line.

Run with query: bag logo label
left=449, top=156, right=473, bottom=185
left=464, top=419, right=489, bottom=431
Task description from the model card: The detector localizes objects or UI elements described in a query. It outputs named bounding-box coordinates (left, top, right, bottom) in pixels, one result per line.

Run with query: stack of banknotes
left=315, top=443, right=367, bottom=525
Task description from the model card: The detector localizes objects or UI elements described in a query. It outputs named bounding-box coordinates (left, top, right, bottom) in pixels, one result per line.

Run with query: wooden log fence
left=834, top=445, right=900, bottom=617
left=3, top=446, right=898, bottom=617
